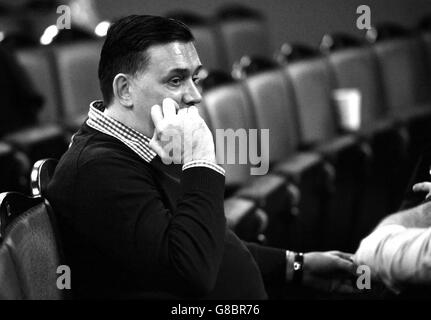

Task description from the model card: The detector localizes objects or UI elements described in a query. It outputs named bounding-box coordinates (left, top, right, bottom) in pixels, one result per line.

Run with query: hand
left=412, top=181, right=431, bottom=200
left=149, top=98, right=216, bottom=165
left=302, top=251, right=357, bottom=293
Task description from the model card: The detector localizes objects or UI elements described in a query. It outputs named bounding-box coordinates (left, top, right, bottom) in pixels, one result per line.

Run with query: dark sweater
left=47, top=123, right=286, bottom=299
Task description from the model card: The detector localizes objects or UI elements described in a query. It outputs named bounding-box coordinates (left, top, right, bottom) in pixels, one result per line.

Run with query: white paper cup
left=332, top=88, right=362, bottom=132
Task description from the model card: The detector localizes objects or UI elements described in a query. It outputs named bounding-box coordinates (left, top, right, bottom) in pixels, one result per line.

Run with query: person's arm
left=245, top=242, right=356, bottom=294
left=73, top=156, right=226, bottom=297
left=378, top=201, right=431, bottom=228
left=354, top=202, right=431, bottom=292
left=399, top=146, right=431, bottom=210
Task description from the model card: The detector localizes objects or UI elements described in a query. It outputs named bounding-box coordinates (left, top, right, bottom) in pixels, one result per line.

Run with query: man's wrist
left=183, top=160, right=225, bottom=176
left=285, top=250, right=305, bottom=285
left=285, top=250, right=295, bottom=282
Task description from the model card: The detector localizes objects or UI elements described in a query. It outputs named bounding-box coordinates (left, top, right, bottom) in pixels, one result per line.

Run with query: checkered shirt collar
left=86, top=100, right=156, bottom=163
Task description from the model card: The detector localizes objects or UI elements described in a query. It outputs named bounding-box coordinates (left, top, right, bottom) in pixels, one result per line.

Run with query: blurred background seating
left=1, top=0, right=431, bottom=299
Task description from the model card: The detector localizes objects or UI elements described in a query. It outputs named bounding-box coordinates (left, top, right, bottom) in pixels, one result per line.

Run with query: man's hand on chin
left=149, top=97, right=216, bottom=165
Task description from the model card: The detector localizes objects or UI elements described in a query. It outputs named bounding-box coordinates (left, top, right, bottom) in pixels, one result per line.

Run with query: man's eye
left=169, top=77, right=182, bottom=86
left=193, top=77, right=201, bottom=85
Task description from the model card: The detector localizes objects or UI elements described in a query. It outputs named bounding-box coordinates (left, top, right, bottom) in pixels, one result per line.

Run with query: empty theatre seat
left=372, top=29, right=431, bottom=117
left=4, top=47, right=68, bottom=163
left=285, top=56, right=370, bottom=251
left=201, top=80, right=292, bottom=244
left=215, top=5, right=272, bottom=70
left=16, top=47, right=61, bottom=123
left=326, top=41, right=412, bottom=244
left=371, top=24, right=431, bottom=162
left=167, top=12, right=226, bottom=72
left=421, top=31, right=431, bottom=75
left=326, top=38, right=410, bottom=194
left=0, top=142, right=29, bottom=194
left=0, top=242, right=23, bottom=299
left=0, top=192, right=65, bottom=300
left=52, top=40, right=103, bottom=130
left=202, top=82, right=258, bottom=187
left=243, top=69, right=331, bottom=250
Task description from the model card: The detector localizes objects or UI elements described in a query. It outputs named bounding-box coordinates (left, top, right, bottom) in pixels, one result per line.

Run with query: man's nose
left=183, top=80, right=202, bottom=105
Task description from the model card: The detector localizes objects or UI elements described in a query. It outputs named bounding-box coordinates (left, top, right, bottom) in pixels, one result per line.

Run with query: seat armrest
left=234, top=174, right=290, bottom=217
left=4, top=124, right=68, bottom=161
left=316, top=134, right=373, bottom=167
left=273, top=151, right=325, bottom=183
left=224, top=197, right=267, bottom=243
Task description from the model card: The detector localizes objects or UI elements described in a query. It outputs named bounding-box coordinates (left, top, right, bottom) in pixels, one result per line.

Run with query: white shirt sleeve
left=354, top=225, right=431, bottom=293
left=182, top=160, right=225, bottom=176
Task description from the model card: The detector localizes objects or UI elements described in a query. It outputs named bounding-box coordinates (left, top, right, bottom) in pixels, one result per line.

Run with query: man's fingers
left=334, top=257, right=357, bottom=276
left=149, top=136, right=167, bottom=158
left=413, top=182, right=431, bottom=193
left=162, top=98, right=178, bottom=119
left=177, top=108, right=188, bottom=117
left=328, top=251, right=354, bottom=262
left=150, top=104, right=164, bottom=130
left=188, top=105, right=199, bottom=116
left=331, top=279, right=358, bottom=294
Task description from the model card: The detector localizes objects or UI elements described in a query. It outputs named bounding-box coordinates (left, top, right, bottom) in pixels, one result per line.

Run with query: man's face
left=128, top=41, right=204, bottom=136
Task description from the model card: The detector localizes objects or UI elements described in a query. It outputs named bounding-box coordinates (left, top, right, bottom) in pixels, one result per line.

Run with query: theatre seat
left=201, top=82, right=292, bottom=245
left=371, top=26, right=431, bottom=164
left=167, top=12, right=226, bottom=72
left=224, top=197, right=267, bottom=243
left=3, top=47, right=69, bottom=164
left=373, top=36, right=431, bottom=116
left=0, top=142, right=29, bottom=194
left=52, top=40, right=103, bottom=130
left=327, top=43, right=411, bottom=229
left=0, top=243, right=23, bottom=299
left=285, top=57, right=371, bottom=251
left=215, top=5, right=272, bottom=70
left=16, top=47, right=61, bottom=124
left=0, top=192, right=65, bottom=300
left=243, top=69, right=332, bottom=250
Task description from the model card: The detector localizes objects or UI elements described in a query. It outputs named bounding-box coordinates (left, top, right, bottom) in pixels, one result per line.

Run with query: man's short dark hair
left=98, top=15, right=194, bottom=104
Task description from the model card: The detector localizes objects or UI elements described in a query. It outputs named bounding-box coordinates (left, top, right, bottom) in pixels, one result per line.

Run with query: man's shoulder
left=63, top=124, right=151, bottom=172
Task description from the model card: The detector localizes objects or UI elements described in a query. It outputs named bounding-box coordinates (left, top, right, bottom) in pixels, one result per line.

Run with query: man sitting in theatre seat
left=47, top=14, right=356, bottom=299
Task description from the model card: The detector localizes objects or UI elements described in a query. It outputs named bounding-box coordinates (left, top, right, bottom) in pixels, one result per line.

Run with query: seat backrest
left=16, top=47, right=61, bottom=123
left=191, top=24, right=226, bottom=72
left=285, top=57, right=338, bottom=146
left=421, top=31, right=431, bottom=83
left=328, top=46, right=388, bottom=125
left=244, top=70, right=300, bottom=163
left=373, top=37, right=431, bottom=113
left=0, top=242, right=23, bottom=299
left=0, top=142, right=29, bottom=194
left=167, top=11, right=226, bottom=71
left=30, top=158, right=58, bottom=197
left=200, top=83, right=258, bottom=187
left=216, top=7, right=271, bottom=70
left=0, top=192, right=64, bottom=300
left=52, top=40, right=103, bottom=123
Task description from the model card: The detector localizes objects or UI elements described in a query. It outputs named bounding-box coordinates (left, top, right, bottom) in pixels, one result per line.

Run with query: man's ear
left=112, top=73, right=133, bottom=108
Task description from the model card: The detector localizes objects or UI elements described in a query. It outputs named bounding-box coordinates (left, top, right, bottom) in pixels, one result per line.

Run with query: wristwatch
left=292, top=252, right=304, bottom=285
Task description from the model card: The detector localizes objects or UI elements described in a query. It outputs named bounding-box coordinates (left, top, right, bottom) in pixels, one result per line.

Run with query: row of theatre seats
left=1, top=9, right=431, bottom=298
left=0, top=39, right=103, bottom=191
left=199, top=22, right=431, bottom=254
left=0, top=5, right=273, bottom=193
